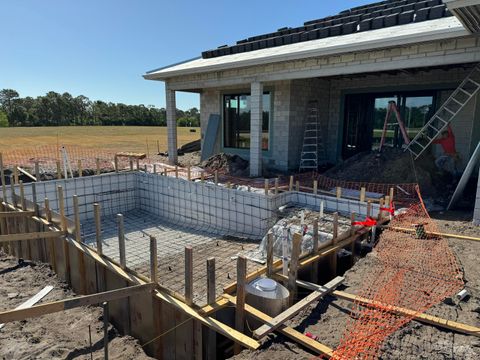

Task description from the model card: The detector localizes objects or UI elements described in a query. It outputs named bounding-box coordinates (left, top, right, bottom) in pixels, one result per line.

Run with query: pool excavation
left=0, top=159, right=479, bottom=359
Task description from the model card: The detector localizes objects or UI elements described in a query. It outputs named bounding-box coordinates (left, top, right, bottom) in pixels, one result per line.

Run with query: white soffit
left=144, top=17, right=468, bottom=80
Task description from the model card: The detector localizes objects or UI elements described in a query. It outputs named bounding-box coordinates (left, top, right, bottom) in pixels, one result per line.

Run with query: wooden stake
left=94, top=203, right=102, bottom=254
left=288, top=233, right=302, bottom=305
left=73, top=195, right=81, bottom=242
left=129, top=158, right=134, bottom=171
left=389, top=187, right=394, bottom=203
left=311, top=219, right=319, bottom=283
left=0, top=153, right=7, bottom=202
left=234, top=255, right=247, bottom=355
left=114, top=156, right=119, bottom=173
left=150, top=236, right=158, bottom=283
left=13, top=166, right=19, bottom=184
left=175, top=165, right=178, bottom=178
left=117, top=214, right=126, bottom=269
left=274, top=178, right=279, bottom=195
left=185, top=246, right=193, bottom=306
left=19, top=181, right=26, bottom=210
left=336, top=187, right=341, bottom=199
left=136, top=158, right=140, bottom=171
left=57, top=186, right=67, bottom=232
left=34, top=162, right=40, bottom=182
left=367, top=200, right=372, bottom=217
left=207, top=257, right=216, bottom=360
left=77, top=160, right=82, bottom=177
left=331, top=212, right=339, bottom=277
left=103, top=302, right=109, bottom=360
left=187, top=166, right=191, bottom=181
left=200, top=171, right=204, bottom=183
left=289, top=176, right=293, bottom=191
left=214, top=171, right=218, bottom=185
left=264, top=179, right=269, bottom=196
left=333, top=212, right=339, bottom=240
left=9, top=177, right=17, bottom=207
left=378, top=198, right=384, bottom=220
left=266, top=231, right=274, bottom=278
left=153, top=164, right=157, bottom=174
left=44, top=198, right=52, bottom=223
left=96, top=158, right=101, bottom=176
left=313, top=180, right=318, bottom=195
left=56, top=160, right=62, bottom=179
left=319, top=201, right=324, bottom=219
left=350, top=212, right=356, bottom=236
left=295, top=181, right=300, bottom=192
left=360, top=187, right=366, bottom=202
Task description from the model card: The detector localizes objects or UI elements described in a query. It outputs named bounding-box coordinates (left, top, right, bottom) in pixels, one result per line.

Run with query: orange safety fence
left=329, top=187, right=463, bottom=359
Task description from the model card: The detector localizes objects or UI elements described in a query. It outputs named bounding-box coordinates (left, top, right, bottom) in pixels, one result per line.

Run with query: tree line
left=0, top=89, right=200, bottom=127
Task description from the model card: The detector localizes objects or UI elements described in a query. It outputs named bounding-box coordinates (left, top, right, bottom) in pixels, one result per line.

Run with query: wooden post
left=360, top=187, right=366, bottom=202
left=13, top=166, right=19, bottom=185
left=77, top=160, right=82, bottom=177
left=331, top=212, right=339, bottom=277
left=319, top=201, right=324, bottom=219
left=44, top=198, right=52, bottom=223
left=96, top=158, right=101, bottom=176
left=19, top=181, right=26, bottom=210
left=10, top=176, right=17, bottom=208
left=313, top=180, right=318, bottom=195
left=201, top=171, right=205, bottom=183
left=234, top=255, right=247, bottom=355
left=153, top=164, right=157, bottom=175
left=34, top=161, right=40, bottom=182
left=336, top=187, right=342, bottom=199
left=350, top=212, right=356, bottom=236
left=150, top=236, right=158, bottom=283
left=389, top=187, right=394, bottom=203
left=378, top=198, right=384, bottom=220
left=289, top=176, right=293, bottom=191
left=266, top=231, right=274, bottom=278
left=114, top=155, right=119, bottom=173
left=185, top=246, right=193, bottom=306
left=57, top=185, right=69, bottom=284
left=117, top=214, right=126, bottom=269
left=187, top=166, right=191, bottom=181
left=274, top=178, right=279, bottom=195
left=56, top=160, right=62, bottom=179
left=311, top=219, right=319, bottom=283
left=94, top=203, right=102, bottom=255
left=207, top=257, right=216, bottom=360
left=214, top=171, right=218, bottom=185
left=73, top=195, right=81, bottom=242
left=0, top=153, right=7, bottom=203
left=264, top=179, right=269, bottom=196
left=288, top=233, right=302, bottom=305
left=295, top=181, right=300, bottom=192
left=136, top=158, right=140, bottom=171
left=367, top=200, right=372, bottom=218
left=129, top=158, right=134, bottom=171
left=175, top=165, right=179, bottom=178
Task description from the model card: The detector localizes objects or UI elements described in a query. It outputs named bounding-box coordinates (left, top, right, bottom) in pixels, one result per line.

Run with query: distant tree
left=0, top=110, right=8, bottom=127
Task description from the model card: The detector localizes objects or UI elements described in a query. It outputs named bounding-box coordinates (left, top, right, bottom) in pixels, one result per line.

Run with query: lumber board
left=254, top=276, right=344, bottom=339
left=0, top=211, right=35, bottom=218
left=16, top=166, right=37, bottom=181
left=387, top=226, right=480, bottom=242
left=0, top=285, right=54, bottom=329
left=280, top=276, right=480, bottom=338
left=333, top=290, right=480, bottom=338
left=0, top=284, right=153, bottom=324
left=0, top=230, right=65, bottom=243
left=223, top=294, right=333, bottom=357
left=154, top=290, right=260, bottom=351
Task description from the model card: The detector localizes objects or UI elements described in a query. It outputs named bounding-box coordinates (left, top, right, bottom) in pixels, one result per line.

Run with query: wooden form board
left=281, top=275, right=480, bottom=338
left=223, top=293, right=334, bottom=357
left=0, top=284, right=154, bottom=324
left=0, top=230, right=65, bottom=243
left=253, top=276, right=344, bottom=339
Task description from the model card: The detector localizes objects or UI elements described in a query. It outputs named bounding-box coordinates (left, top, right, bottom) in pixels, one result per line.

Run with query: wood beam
left=0, top=231, right=65, bottom=243
left=0, top=211, right=35, bottom=218
left=0, top=284, right=154, bottom=324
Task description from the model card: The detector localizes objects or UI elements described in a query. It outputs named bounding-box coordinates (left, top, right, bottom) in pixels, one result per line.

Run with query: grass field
left=0, top=126, right=201, bottom=154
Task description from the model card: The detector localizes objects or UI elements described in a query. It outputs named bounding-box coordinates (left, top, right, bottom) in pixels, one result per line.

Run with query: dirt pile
left=201, top=153, right=249, bottom=176
left=324, top=148, right=451, bottom=196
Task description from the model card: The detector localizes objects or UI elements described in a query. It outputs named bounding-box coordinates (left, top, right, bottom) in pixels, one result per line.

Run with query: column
left=250, top=81, right=263, bottom=177
left=165, top=84, right=178, bottom=165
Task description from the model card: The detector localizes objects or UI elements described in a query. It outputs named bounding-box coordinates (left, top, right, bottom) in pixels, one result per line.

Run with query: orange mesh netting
left=330, top=187, right=463, bottom=359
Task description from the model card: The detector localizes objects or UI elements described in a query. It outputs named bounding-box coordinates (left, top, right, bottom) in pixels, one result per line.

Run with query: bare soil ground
left=0, top=250, right=153, bottom=360
left=232, top=210, right=480, bottom=360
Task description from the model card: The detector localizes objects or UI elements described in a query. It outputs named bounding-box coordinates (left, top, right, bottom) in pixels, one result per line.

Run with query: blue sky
left=1, top=0, right=372, bottom=110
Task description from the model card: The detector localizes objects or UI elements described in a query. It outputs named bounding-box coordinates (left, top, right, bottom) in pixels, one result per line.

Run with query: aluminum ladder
left=299, top=101, right=327, bottom=171
left=405, top=64, right=480, bottom=159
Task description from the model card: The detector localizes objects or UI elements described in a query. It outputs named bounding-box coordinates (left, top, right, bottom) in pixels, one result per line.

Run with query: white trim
left=144, top=18, right=468, bottom=80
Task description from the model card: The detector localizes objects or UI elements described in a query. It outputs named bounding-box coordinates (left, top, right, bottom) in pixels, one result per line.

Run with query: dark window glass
left=223, top=92, right=270, bottom=149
